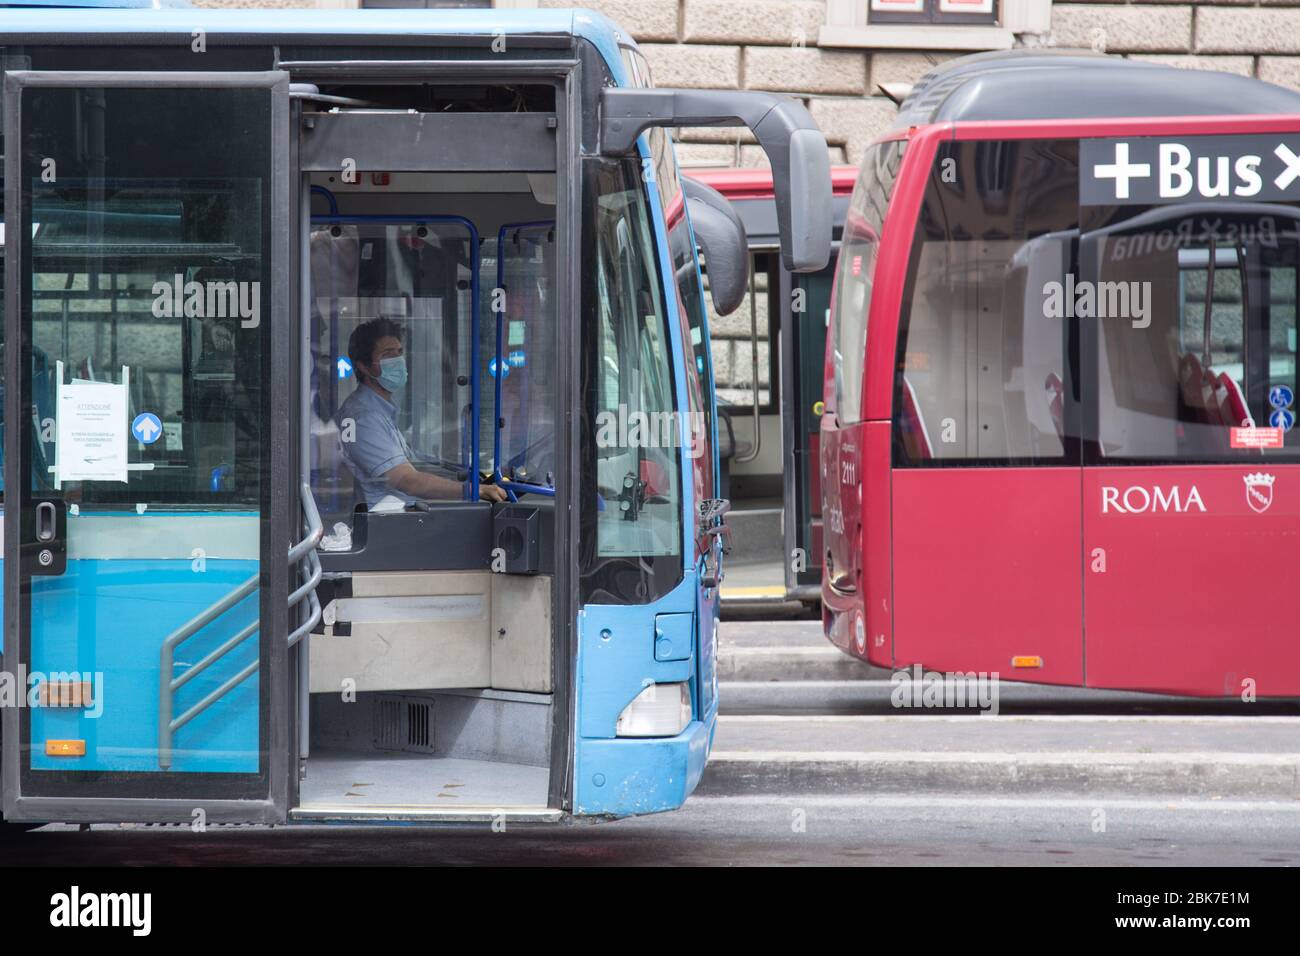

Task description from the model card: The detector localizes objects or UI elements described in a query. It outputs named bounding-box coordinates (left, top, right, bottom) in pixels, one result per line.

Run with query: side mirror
left=682, top=177, right=748, bottom=316
left=599, top=88, right=832, bottom=273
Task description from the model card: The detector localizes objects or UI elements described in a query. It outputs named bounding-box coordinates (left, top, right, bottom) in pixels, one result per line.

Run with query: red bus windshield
left=894, top=136, right=1300, bottom=467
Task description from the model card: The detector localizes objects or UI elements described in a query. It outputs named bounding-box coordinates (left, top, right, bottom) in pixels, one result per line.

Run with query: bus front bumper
left=573, top=715, right=715, bottom=818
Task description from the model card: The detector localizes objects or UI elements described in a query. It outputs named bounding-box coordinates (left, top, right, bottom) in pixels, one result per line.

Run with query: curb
left=716, top=646, right=882, bottom=682
left=697, top=750, right=1300, bottom=799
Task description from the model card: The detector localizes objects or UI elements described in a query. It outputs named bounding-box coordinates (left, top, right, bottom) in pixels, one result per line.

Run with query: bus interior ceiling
left=298, top=81, right=559, bottom=813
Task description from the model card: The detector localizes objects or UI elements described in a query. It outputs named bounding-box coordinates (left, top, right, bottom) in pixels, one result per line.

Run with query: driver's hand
left=479, top=484, right=509, bottom=503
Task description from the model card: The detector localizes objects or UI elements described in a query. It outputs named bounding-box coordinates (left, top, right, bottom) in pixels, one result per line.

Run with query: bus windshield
left=579, top=157, right=682, bottom=605
left=895, top=137, right=1300, bottom=466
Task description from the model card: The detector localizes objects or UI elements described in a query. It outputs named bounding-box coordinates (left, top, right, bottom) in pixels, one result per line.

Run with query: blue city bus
left=0, top=4, right=831, bottom=824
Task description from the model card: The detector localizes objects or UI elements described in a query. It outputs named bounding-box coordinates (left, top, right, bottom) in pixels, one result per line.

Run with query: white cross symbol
left=1274, top=143, right=1300, bottom=191
left=1094, top=142, right=1151, bottom=200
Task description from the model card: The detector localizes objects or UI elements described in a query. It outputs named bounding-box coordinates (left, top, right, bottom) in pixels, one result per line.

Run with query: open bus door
left=2, top=70, right=298, bottom=823
left=684, top=166, right=852, bottom=609
left=781, top=260, right=839, bottom=603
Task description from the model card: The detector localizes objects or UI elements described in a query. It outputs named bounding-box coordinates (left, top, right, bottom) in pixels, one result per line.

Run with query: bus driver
left=336, top=317, right=508, bottom=507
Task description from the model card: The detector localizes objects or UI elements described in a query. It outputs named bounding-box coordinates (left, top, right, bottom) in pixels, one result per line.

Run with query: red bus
left=821, top=50, right=1300, bottom=697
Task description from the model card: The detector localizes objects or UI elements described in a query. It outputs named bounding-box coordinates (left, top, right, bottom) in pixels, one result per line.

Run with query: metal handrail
left=288, top=543, right=323, bottom=648
left=289, top=484, right=324, bottom=649
left=158, top=482, right=324, bottom=769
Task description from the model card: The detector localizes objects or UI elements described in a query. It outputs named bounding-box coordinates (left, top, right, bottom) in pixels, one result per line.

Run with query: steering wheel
left=496, top=476, right=556, bottom=502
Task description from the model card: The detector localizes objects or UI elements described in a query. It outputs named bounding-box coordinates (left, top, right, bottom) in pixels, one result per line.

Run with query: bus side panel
left=862, top=421, right=894, bottom=668
left=1083, top=466, right=1300, bottom=696
left=892, top=468, right=1083, bottom=685
left=820, top=419, right=865, bottom=652
left=29, top=557, right=259, bottom=773
left=825, top=421, right=893, bottom=666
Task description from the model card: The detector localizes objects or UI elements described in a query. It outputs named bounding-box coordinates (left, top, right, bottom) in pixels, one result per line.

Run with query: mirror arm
left=599, top=87, right=832, bottom=272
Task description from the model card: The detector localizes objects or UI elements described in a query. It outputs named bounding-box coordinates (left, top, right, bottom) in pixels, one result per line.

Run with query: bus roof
left=0, top=6, right=631, bottom=64
left=895, top=49, right=1300, bottom=129
left=0, top=1, right=190, bottom=8
left=686, top=166, right=858, bottom=201
left=686, top=166, right=853, bottom=252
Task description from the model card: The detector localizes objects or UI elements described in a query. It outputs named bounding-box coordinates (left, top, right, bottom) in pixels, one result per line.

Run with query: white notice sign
left=56, top=379, right=128, bottom=482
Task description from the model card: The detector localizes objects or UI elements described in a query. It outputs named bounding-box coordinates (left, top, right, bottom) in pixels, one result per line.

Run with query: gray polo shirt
left=335, top=384, right=418, bottom=507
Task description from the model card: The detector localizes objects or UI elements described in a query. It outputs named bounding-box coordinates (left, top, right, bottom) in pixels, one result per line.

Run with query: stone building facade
left=514, top=0, right=1300, bottom=400
left=193, top=0, right=1295, bottom=402
left=535, top=0, right=1300, bottom=401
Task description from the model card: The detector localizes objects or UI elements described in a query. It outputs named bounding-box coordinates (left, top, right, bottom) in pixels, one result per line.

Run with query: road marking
left=720, top=586, right=788, bottom=598
left=720, top=621, right=822, bottom=627
left=720, top=646, right=849, bottom=655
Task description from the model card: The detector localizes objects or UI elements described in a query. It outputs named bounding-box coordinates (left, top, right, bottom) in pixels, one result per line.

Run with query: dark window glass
left=360, top=0, right=490, bottom=7
left=895, top=135, right=1300, bottom=467
left=869, top=0, right=998, bottom=26
left=23, top=87, right=272, bottom=506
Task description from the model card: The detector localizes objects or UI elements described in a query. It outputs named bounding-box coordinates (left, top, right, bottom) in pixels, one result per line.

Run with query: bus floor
left=297, top=749, right=550, bottom=815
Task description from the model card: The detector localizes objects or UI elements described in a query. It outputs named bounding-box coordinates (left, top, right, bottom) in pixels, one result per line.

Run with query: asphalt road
left=3, top=795, right=1299, bottom=866
left=3, top=619, right=1295, bottom=867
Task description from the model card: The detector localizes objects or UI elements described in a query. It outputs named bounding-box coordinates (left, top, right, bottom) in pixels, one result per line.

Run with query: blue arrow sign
left=489, top=357, right=510, bottom=379
left=507, top=350, right=526, bottom=368
left=337, top=357, right=353, bottom=380
left=132, top=412, right=162, bottom=445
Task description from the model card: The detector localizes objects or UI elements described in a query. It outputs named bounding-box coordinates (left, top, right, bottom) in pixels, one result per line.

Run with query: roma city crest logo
left=1244, top=472, right=1276, bottom=514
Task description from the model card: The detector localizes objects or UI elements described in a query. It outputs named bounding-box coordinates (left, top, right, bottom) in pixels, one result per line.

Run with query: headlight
left=615, top=681, right=692, bottom=738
